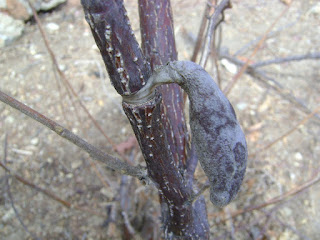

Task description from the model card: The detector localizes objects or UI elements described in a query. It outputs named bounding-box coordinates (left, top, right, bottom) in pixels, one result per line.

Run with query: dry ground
left=1, top=0, right=320, bottom=239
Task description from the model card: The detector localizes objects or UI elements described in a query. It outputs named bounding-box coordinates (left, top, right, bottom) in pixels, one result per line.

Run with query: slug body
left=123, top=61, right=247, bottom=207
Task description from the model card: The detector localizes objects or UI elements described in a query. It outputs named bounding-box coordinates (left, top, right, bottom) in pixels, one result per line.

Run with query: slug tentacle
left=123, top=60, right=247, bottom=207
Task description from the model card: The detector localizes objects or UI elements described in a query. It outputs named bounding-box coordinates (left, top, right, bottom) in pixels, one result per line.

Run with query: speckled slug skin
left=123, top=61, right=247, bottom=207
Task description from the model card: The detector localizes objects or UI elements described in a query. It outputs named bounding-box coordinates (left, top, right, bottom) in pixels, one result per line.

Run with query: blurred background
left=1, top=0, right=320, bottom=239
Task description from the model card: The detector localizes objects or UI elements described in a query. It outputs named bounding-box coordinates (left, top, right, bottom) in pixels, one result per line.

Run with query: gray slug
left=123, top=61, right=247, bottom=207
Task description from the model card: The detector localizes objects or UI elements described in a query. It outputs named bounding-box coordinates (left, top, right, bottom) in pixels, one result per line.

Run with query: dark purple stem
left=138, top=0, right=209, bottom=238
left=139, top=0, right=190, bottom=169
left=81, top=0, right=151, bottom=95
left=81, top=0, right=209, bottom=238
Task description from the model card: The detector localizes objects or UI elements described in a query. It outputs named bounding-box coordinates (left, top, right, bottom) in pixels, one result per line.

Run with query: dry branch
left=199, top=0, right=231, bottom=68
left=223, top=3, right=291, bottom=95
left=1, top=160, right=71, bottom=208
left=213, top=169, right=320, bottom=222
left=0, top=91, right=147, bottom=180
left=27, top=0, right=133, bottom=164
left=251, top=105, right=320, bottom=157
left=251, top=52, right=320, bottom=68
left=191, top=0, right=217, bottom=62
left=0, top=161, right=107, bottom=218
left=220, top=52, right=319, bottom=118
left=2, top=135, right=40, bottom=240
left=233, top=13, right=302, bottom=57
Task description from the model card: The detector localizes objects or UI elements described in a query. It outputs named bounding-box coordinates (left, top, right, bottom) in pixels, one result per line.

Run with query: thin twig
left=0, top=160, right=107, bottom=218
left=275, top=216, right=312, bottom=240
left=209, top=0, right=222, bottom=87
left=3, top=135, right=41, bottom=240
left=251, top=105, right=320, bottom=157
left=188, top=181, right=210, bottom=204
left=225, top=208, right=235, bottom=240
left=53, top=68, right=73, bottom=130
left=199, top=0, right=231, bottom=68
left=211, top=37, right=222, bottom=87
left=256, top=208, right=278, bottom=239
left=26, top=0, right=131, bottom=164
left=213, top=169, right=320, bottom=221
left=219, top=52, right=320, bottom=119
left=28, top=0, right=83, bottom=128
left=1, top=160, right=70, bottom=208
left=0, top=91, right=147, bottom=180
left=56, top=68, right=112, bottom=189
left=121, top=211, right=136, bottom=236
left=223, top=3, right=291, bottom=95
left=191, top=0, right=217, bottom=62
left=89, top=159, right=111, bottom=188
left=233, top=12, right=302, bottom=57
left=187, top=1, right=219, bottom=103
left=119, top=153, right=135, bottom=238
left=251, top=52, right=320, bottom=68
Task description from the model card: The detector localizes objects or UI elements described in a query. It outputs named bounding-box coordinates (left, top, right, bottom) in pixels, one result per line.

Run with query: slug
left=123, top=61, right=247, bottom=207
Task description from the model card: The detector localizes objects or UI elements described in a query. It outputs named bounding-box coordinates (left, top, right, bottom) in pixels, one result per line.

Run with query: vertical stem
left=139, top=0, right=190, bottom=168
left=81, top=0, right=151, bottom=95
left=82, top=0, right=210, bottom=238
left=138, top=0, right=209, bottom=238
left=123, top=95, right=195, bottom=237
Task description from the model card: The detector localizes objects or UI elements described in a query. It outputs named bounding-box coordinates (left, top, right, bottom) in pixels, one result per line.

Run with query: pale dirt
left=1, top=0, right=320, bottom=239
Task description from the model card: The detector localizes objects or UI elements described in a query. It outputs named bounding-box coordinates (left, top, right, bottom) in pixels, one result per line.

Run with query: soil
left=1, top=0, right=320, bottom=239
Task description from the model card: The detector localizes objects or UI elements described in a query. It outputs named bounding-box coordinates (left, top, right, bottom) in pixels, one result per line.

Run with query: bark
left=138, top=0, right=210, bottom=238
left=81, top=0, right=210, bottom=238
left=81, top=0, right=151, bottom=95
